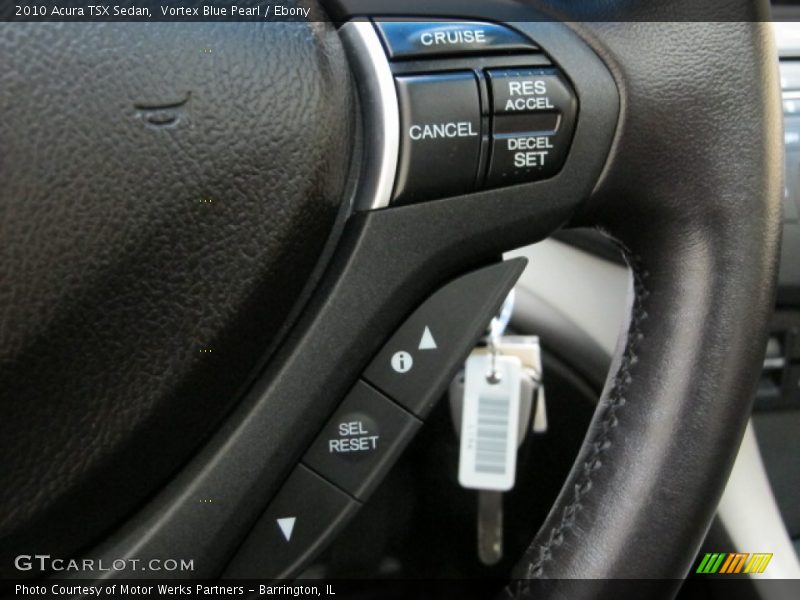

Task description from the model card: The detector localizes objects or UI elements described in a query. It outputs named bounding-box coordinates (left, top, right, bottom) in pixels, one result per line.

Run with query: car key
left=531, top=369, right=547, bottom=433
left=450, top=336, right=544, bottom=565
left=458, top=347, right=523, bottom=565
left=477, top=489, right=504, bottom=565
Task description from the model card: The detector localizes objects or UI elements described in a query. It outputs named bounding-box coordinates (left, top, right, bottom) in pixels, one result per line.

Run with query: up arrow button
left=419, top=326, right=437, bottom=350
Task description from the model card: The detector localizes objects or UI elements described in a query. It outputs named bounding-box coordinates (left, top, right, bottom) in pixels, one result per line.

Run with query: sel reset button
left=303, top=381, right=421, bottom=501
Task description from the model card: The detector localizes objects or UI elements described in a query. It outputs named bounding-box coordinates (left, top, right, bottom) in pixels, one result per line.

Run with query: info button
left=303, top=381, right=421, bottom=500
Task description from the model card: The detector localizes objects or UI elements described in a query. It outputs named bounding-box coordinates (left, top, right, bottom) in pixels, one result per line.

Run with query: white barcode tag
left=458, top=353, right=522, bottom=491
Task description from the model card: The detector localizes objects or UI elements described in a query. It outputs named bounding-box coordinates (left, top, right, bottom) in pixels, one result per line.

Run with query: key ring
left=486, top=333, right=502, bottom=384
left=485, top=290, right=515, bottom=384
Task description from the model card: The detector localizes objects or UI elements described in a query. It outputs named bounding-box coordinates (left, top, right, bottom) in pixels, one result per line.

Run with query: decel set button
left=487, top=115, right=571, bottom=185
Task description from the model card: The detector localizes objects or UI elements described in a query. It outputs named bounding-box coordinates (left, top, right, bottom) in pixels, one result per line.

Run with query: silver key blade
left=477, top=490, right=503, bottom=566
left=532, top=382, right=547, bottom=433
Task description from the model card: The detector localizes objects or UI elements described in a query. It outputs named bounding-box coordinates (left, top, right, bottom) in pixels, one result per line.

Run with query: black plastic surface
left=224, top=465, right=359, bottom=579
left=364, top=259, right=526, bottom=418
left=393, top=72, right=482, bottom=204
left=375, top=20, right=537, bottom=60
left=303, top=381, right=421, bottom=500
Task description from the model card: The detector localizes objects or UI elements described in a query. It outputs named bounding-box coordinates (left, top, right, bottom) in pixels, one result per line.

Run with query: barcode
left=474, top=395, right=510, bottom=475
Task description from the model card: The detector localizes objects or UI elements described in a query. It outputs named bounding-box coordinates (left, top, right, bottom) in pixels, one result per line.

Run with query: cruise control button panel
left=303, top=381, right=421, bottom=500
left=393, top=72, right=482, bottom=204
left=375, top=21, right=579, bottom=205
left=376, top=20, right=538, bottom=60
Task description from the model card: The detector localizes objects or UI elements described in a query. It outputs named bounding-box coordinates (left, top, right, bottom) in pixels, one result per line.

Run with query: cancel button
left=393, top=72, right=482, bottom=205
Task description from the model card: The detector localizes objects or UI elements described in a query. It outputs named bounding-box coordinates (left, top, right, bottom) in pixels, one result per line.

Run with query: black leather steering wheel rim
left=507, top=10, right=783, bottom=594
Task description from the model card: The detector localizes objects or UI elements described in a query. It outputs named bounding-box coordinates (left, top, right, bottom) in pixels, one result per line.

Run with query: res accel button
left=392, top=72, right=481, bottom=204
left=375, top=20, right=537, bottom=60
left=487, top=69, right=575, bottom=116
left=303, top=381, right=421, bottom=501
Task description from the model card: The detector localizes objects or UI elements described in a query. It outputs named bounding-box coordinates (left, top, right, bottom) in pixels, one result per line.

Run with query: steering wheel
left=0, top=0, right=782, bottom=596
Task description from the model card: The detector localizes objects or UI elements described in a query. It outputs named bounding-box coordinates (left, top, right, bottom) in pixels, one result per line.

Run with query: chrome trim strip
left=340, top=21, right=399, bottom=211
